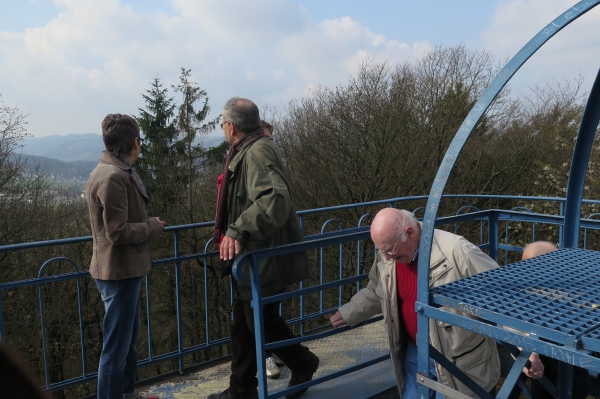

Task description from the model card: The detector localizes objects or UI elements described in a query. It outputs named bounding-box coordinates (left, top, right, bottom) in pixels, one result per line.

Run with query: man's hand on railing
left=330, top=311, right=347, bottom=328
left=522, top=353, right=544, bottom=379
left=220, top=236, right=240, bottom=261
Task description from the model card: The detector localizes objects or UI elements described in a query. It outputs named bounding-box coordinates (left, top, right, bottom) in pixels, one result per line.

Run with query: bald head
left=522, top=241, right=558, bottom=261
left=371, top=208, right=421, bottom=263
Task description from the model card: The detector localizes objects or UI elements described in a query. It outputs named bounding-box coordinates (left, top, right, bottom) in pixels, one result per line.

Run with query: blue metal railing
left=231, top=207, right=600, bottom=398
left=2, top=195, right=600, bottom=396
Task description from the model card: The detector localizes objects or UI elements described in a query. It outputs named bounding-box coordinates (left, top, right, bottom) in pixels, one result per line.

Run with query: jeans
left=95, top=277, right=143, bottom=399
left=403, top=341, right=444, bottom=399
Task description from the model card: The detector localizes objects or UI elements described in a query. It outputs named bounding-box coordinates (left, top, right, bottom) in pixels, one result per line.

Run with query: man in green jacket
left=209, top=97, right=319, bottom=399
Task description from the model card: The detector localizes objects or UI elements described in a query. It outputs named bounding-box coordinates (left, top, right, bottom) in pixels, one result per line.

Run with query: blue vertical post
left=488, top=212, right=499, bottom=262
left=559, top=202, right=564, bottom=248
left=203, top=242, right=211, bottom=344
left=557, top=363, right=575, bottom=399
left=0, top=293, right=5, bottom=342
left=250, top=254, right=269, bottom=399
left=145, top=275, right=153, bottom=359
left=563, top=68, right=600, bottom=248
left=174, top=231, right=184, bottom=373
left=76, top=278, right=88, bottom=377
left=38, top=283, right=51, bottom=389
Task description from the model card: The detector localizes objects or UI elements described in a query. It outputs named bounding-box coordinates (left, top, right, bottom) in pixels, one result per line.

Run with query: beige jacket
left=85, top=151, right=163, bottom=280
left=339, top=228, right=500, bottom=398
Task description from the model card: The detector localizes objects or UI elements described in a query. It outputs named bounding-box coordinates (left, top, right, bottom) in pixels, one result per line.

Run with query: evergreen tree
left=172, top=67, right=219, bottom=223
left=135, top=77, right=180, bottom=216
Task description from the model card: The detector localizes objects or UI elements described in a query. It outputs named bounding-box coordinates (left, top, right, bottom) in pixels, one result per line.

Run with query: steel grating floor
left=430, top=248, right=600, bottom=352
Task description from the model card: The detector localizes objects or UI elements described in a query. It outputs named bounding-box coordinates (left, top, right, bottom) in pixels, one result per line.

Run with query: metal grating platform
left=430, top=248, right=600, bottom=352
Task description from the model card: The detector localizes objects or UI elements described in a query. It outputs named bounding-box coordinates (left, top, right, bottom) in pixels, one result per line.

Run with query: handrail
left=4, top=194, right=600, bottom=254
left=3, top=196, right=600, bottom=396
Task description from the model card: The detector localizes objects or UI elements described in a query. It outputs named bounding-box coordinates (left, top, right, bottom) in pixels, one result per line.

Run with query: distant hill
left=21, top=133, right=227, bottom=162
left=14, top=154, right=97, bottom=181
left=21, top=133, right=105, bottom=162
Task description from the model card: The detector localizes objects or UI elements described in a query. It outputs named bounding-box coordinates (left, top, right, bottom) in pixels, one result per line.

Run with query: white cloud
left=271, top=69, right=285, bottom=81
left=482, top=0, right=600, bottom=93
left=0, top=0, right=432, bottom=136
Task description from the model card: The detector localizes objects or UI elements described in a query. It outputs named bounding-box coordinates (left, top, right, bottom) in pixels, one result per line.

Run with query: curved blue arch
left=416, top=0, right=600, bottom=389
left=563, top=68, right=600, bottom=247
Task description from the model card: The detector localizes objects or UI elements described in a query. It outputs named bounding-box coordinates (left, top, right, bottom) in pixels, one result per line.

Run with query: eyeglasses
left=378, top=234, right=402, bottom=256
left=220, top=120, right=230, bottom=129
left=138, top=137, right=145, bottom=145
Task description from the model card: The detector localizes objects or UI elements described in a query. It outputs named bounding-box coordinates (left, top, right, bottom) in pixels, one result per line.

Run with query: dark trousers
left=229, top=298, right=311, bottom=397
left=531, top=355, right=590, bottom=399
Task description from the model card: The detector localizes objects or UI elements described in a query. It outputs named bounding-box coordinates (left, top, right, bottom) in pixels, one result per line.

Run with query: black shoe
left=206, top=388, right=258, bottom=399
left=286, top=352, right=320, bottom=399
left=207, top=389, right=235, bottom=399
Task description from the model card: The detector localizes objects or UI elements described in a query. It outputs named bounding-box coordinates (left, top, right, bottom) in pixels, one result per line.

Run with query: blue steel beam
left=418, top=304, right=600, bottom=372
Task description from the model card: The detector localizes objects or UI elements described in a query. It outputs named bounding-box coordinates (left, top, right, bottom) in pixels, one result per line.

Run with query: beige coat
left=85, top=151, right=163, bottom=280
left=339, top=228, right=500, bottom=398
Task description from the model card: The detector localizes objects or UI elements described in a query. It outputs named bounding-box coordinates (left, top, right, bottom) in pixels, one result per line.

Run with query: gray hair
left=222, top=97, right=262, bottom=134
left=396, top=210, right=419, bottom=242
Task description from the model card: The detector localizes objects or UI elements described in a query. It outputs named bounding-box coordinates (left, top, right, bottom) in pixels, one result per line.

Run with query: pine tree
left=135, top=77, right=180, bottom=216
left=172, top=68, right=219, bottom=223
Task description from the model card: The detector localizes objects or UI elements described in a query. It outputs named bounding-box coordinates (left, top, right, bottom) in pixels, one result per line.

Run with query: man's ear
left=405, top=226, right=414, bottom=238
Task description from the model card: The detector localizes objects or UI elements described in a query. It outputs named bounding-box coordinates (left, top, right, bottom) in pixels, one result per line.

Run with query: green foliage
left=135, top=76, right=181, bottom=216
left=2, top=45, right=600, bottom=397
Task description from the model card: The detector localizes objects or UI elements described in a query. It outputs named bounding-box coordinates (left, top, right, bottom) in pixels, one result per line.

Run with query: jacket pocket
left=235, top=189, right=247, bottom=205
left=429, top=259, right=452, bottom=286
left=136, top=242, right=148, bottom=252
left=452, top=338, right=493, bottom=389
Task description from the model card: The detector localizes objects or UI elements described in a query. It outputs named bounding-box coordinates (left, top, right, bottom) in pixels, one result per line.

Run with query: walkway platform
left=138, top=321, right=397, bottom=399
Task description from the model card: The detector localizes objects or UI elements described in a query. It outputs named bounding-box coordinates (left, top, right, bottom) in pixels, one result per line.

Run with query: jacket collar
left=100, top=151, right=131, bottom=171
left=99, top=151, right=148, bottom=200
left=227, top=137, right=268, bottom=174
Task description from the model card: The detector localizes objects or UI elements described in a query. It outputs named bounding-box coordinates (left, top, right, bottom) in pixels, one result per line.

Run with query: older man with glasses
left=209, top=98, right=318, bottom=399
left=330, top=208, right=501, bottom=399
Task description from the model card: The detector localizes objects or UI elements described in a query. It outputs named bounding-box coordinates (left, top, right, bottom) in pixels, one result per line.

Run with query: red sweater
left=396, top=258, right=418, bottom=343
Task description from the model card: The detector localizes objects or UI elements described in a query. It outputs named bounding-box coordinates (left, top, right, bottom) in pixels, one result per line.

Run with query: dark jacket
left=225, top=137, right=309, bottom=300
left=85, top=151, right=163, bottom=280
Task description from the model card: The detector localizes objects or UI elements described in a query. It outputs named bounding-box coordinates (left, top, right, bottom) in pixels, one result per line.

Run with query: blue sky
left=1, top=0, right=599, bottom=137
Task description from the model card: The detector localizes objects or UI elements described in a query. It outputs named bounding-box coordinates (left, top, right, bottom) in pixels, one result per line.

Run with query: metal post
left=0, top=293, right=5, bottom=342
left=174, top=231, right=184, bottom=374
left=488, top=212, right=499, bottom=262
left=250, top=254, right=269, bottom=399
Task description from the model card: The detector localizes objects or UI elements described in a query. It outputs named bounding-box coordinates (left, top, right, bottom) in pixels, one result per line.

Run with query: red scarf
left=213, top=129, right=265, bottom=244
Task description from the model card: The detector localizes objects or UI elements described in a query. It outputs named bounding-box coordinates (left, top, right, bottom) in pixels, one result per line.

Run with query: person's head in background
left=262, top=120, right=273, bottom=140
left=522, top=241, right=558, bottom=261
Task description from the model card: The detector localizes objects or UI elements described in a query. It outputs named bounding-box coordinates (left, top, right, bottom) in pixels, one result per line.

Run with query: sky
left=0, top=0, right=599, bottom=138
